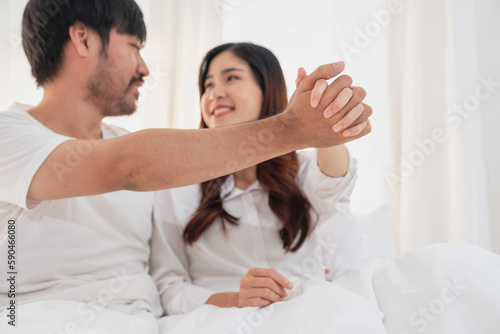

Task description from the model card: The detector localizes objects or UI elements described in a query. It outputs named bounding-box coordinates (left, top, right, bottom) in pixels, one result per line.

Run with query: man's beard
left=86, top=56, right=141, bottom=117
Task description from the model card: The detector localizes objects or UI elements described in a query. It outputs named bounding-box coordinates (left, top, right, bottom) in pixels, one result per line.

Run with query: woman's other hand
left=237, top=267, right=293, bottom=307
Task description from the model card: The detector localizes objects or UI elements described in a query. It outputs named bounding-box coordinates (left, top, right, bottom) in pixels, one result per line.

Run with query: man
left=0, top=0, right=372, bottom=331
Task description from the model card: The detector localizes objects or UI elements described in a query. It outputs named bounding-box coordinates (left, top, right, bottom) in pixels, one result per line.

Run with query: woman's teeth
left=214, top=107, right=233, bottom=115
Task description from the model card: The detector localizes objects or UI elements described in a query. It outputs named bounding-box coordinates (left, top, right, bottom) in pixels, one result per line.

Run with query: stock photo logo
left=397, top=277, right=468, bottom=334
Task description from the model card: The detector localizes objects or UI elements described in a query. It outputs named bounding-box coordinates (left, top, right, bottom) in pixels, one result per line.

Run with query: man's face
left=86, top=29, right=149, bottom=117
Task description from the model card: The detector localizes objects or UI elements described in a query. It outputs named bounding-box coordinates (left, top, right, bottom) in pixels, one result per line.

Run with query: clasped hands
left=237, top=267, right=293, bottom=307
left=286, top=61, right=372, bottom=148
left=237, top=266, right=333, bottom=307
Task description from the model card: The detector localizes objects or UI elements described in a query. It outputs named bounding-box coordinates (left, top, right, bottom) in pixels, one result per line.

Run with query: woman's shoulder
left=296, top=148, right=317, bottom=164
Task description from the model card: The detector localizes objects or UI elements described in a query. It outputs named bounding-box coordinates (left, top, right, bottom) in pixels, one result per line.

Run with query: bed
left=3, top=243, right=499, bottom=333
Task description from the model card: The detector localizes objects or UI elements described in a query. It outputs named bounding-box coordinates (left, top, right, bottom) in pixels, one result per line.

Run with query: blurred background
left=1, top=0, right=499, bottom=256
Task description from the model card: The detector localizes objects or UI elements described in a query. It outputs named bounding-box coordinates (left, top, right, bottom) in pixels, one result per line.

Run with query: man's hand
left=283, top=62, right=372, bottom=148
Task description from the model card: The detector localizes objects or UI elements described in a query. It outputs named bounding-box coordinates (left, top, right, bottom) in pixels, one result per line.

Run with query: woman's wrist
left=317, top=144, right=349, bottom=177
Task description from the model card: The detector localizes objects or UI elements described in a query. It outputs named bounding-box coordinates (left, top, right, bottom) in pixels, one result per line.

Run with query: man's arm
left=28, top=63, right=372, bottom=201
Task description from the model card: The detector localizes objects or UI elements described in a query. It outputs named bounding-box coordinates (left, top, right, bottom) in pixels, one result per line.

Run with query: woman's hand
left=237, top=267, right=293, bottom=307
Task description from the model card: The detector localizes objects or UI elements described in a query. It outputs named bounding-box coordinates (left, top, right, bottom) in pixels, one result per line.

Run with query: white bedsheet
left=2, top=243, right=499, bottom=333
left=335, top=243, right=500, bottom=333
left=159, top=279, right=387, bottom=333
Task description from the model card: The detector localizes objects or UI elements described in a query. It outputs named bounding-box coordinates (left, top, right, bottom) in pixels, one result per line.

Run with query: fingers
left=311, top=79, right=328, bottom=108
left=244, top=297, right=273, bottom=307
left=332, top=102, right=364, bottom=133
left=342, top=120, right=368, bottom=137
left=297, top=68, right=329, bottom=108
left=240, top=287, right=283, bottom=307
left=243, top=276, right=287, bottom=298
left=295, top=67, right=307, bottom=88
left=326, top=85, right=367, bottom=131
left=315, top=75, right=354, bottom=114
left=346, top=119, right=372, bottom=140
left=238, top=268, right=293, bottom=308
left=298, top=61, right=345, bottom=91
left=297, top=67, right=344, bottom=109
left=323, top=83, right=371, bottom=138
left=323, top=87, right=353, bottom=118
left=248, top=267, right=293, bottom=290
left=298, top=69, right=334, bottom=109
left=334, top=103, right=373, bottom=137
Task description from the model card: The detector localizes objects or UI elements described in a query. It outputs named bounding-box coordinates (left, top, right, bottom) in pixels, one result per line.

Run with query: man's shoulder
left=0, top=104, right=39, bottom=127
left=1, top=103, right=28, bottom=116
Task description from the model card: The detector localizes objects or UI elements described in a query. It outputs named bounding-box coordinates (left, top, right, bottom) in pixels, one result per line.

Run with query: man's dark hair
left=22, top=0, right=147, bottom=87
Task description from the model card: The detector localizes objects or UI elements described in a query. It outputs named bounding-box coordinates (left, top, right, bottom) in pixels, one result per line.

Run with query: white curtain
left=1, top=0, right=499, bottom=255
left=388, top=0, right=494, bottom=252
left=103, top=0, right=224, bottom=131
left=218, top=0, right=500, bottom=255
left=0, top=0, right=43, bottom=110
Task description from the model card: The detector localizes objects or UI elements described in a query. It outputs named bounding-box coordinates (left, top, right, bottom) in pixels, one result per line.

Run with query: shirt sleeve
left=296, top=149, right=375, bottom=277
left=150, top=188, right=216, bottom=315
left=0, top=111, right=71, bottom=210
left=296, top=149, right=357, bottom=219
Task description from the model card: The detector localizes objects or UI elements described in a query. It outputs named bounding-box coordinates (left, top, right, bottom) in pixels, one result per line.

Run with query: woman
left=149, top=44, right=500, bottom=333
left=150, top=43, right=374, bottom=316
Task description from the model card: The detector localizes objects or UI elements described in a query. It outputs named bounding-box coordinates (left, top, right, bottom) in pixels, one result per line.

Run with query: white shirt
left=150, top=150, right=371, bottom=315
left=0, top=104, right=162, bottom=316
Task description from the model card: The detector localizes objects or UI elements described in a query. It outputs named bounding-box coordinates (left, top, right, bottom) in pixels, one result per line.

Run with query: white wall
left=219, top=0, right=500, bottom=253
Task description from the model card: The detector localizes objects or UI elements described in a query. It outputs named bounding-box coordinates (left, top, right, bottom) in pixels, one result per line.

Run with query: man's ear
left=68, top=21, right=92, bottom=57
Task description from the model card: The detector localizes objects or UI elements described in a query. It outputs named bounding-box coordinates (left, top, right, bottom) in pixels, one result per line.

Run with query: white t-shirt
left=150, top=150, right=374, bottom=315
left=0, top=104, right=162, bottom=317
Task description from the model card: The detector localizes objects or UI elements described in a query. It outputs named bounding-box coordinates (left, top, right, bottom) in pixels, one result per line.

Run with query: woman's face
left=200, top=50, right=263, bottom=128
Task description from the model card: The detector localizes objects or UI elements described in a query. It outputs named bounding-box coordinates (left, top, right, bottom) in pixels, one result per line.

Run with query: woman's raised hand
left=237, top=267, right=293, bottom=308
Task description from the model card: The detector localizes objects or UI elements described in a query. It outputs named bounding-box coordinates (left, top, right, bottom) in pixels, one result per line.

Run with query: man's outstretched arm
left=27, top=63, right=372, bottom=201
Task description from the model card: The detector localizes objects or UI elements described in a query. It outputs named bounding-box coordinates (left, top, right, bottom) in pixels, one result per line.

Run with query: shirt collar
left=220, top=174, right=263, bottom=199
left=220, top=174, right=235, bottom=198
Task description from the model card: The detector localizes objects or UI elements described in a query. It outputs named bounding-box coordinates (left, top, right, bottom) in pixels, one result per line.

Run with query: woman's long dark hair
left=183, top=43, right=314, bottom=252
